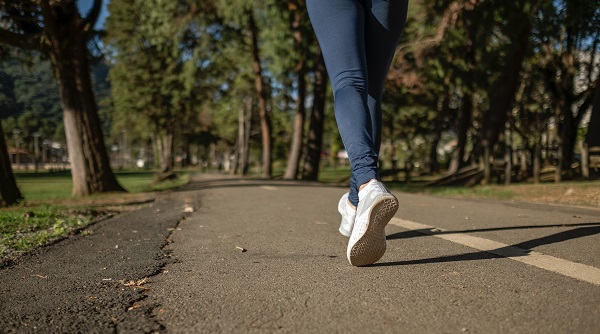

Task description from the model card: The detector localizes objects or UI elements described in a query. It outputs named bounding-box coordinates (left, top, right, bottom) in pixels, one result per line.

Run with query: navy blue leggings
left=307, top=0, right=408, bottom=206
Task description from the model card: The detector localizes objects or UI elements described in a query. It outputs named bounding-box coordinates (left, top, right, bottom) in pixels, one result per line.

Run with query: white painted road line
left=389, top=218, right=600, bottom=286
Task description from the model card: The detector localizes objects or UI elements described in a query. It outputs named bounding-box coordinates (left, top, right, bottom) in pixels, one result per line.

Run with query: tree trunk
left=482, top=145, right=491, bottom=185
left=533, top=141, right=541, bottom=184
left=449, top=93, right=472, bottom=174
left=581, top=141, right=589, bottom=179
left=42, top=1, right=124, bottom=196
left=234, top=97, right=252, bottom=175
left=209, top=142, right=217, bottom=169
left=476, top=5, right=533, bottom=164
left=283, top=76, right=306, bottom=179
left=0, top=120, right=23, bottom=206
left=302, top=49, right=327, bottom=181
left=233, top=106, right=243, bottom=175
left=504, top=128, right=512, bottom=185
left=587, top=82, right=600, bottom=147
left=284, top=9, right=308, bottom=180
left=554, top=44, right=576, bottom=181
left=247, top=9, right=272, bottom=178
left=232, top=106, right=243, bottom=175
left=156, top=126, right=175, bottom=179
left=241, top=97, right=252, bottom=175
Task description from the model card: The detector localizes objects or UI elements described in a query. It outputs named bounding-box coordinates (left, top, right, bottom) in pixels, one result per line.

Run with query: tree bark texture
left=283, top=72, right=306, bottom=179
left=302, top=50, right=327, bottom=181
left=232, top=106, right=243, bottom=175
left=247, top=9, right=272, bottom=178
left=240, top=97, right=252, bottom=175
left=0, top=120, right=23, bottom=206
left=235, top=97, right=252, bottom=175
left=156, top=127, right=175, bottom=177
left=284, top=9, right=307, bottom=180
left=41, top=0, right=124, bottom=195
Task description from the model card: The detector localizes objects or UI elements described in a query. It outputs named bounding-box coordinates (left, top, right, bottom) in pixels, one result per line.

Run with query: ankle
left=359, top=179, right=377, bottom=192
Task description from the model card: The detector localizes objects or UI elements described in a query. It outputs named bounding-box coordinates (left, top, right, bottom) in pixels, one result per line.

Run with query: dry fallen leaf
left=128, top=304, right=141, bottom=311
left=121, top=277, right=148, bottom=287
left=31, top=274, right=48, bottom=279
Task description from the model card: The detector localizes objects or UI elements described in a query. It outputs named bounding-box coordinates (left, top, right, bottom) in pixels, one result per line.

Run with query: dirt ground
left=509, top=183, right=600, bottom=208
left=443, top=181, right=600, bottom=209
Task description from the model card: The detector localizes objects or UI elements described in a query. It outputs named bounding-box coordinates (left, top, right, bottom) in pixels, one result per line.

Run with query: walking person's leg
left=307, top=0, right=408, bottom=266
left=344, top=0, right=409, bottom=266
left=364, top=0, right=409, bottom=155
left=306, top=0, right=377, bottom=209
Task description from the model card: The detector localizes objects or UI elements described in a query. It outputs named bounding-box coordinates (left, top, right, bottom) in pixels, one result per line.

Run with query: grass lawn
left=14, top=170, right=189, bottom=201
left=0, top=170, right=190, bottom=261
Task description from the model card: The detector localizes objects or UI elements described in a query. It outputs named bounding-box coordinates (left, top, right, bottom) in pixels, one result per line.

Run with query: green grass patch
left=2, top=170, right=191, bottom=260
left=317, top=166, right=351, bottom=183
left=14, top=170, right=190, bottom=201
left=0, top=204, right=102, bottom=259
left=14, top=172, right=73, bottom=201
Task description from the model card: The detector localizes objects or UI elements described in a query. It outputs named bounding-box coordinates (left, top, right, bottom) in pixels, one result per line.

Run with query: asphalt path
left=1, top=174, right=599, bottom=333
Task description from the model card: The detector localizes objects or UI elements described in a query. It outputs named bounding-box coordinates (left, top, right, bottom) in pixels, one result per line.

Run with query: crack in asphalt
left=127, top=214, right=189, bottom=333
left=0, top=196, right=192, bottom=333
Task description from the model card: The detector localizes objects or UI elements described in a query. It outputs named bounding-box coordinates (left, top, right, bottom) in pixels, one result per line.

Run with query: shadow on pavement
left=374, top=224, right=600, bottom=267
left=386, top=222, right=600, bottom=240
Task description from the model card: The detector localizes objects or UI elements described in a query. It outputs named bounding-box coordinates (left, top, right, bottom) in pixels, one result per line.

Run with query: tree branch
left=396, top=1, right=463, bottom=54
left=0, top=28, right=39, bottom=51
left=575, top=79, right=598, bottom=123
left=81, top=0, right=103, bottom=38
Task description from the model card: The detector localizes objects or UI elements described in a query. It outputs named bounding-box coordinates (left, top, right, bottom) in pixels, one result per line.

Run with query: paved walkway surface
left=1, top=174, right=599, bottom=333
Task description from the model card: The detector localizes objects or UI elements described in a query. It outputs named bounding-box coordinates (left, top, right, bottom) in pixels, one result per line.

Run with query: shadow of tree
left=374, top=224, right=600, bottom=267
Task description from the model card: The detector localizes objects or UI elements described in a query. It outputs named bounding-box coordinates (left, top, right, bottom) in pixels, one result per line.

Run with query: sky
left=76, top=0, right=110, bottom=30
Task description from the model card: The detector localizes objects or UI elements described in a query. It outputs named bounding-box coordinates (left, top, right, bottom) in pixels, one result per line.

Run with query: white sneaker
left=338, top=192, right=356, bottom=237
left=347, top=180, right=398, bottom=266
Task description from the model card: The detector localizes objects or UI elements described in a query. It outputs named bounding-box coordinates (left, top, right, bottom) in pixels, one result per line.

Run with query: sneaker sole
left=348, top=195, right=398, bottom=266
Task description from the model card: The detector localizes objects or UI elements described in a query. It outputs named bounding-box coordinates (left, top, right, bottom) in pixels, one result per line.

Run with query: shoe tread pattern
left=348, top=195, right=398, bottom=266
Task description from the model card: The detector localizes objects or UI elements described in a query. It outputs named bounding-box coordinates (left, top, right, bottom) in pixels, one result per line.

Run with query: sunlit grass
left=0, top=204, right=99, bottom=258
left=1, top=170, right=191, bottom=260
left=317, top=166, right=351, bottom=183
left=14, top=170, right=190, bottom=201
